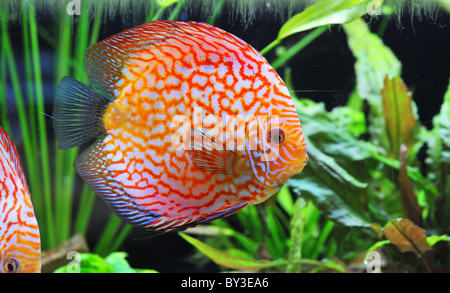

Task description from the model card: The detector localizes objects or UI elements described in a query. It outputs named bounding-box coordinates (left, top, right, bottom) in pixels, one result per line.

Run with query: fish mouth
left=292, top=151, right=309, bottom=175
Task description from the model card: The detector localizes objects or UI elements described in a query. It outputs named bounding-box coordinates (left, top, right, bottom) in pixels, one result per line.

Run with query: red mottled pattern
left=0, top=128, right=40, bottom=273
left=71, top=21, right=308, bottom=231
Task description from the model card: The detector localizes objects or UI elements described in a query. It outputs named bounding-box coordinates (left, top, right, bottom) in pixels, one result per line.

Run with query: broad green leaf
left=343, top=18, right=401, bottom=103
left=381, top=76, right=417, bottom=159
left=367, top=143, right=437, bottom=196
left=294, top=99, right=372, bottom=178
left=54, top=253, right=107, bottom=273
left=287, top=140, right=371, bottom=228
left=343, top=18, right=401, bottom=152
left=427, top=79, right=450, bottom=231
left=278, top=0, right=382, bottom=40
left=380, top=76, right=423, bottom=224
left=383, top=218, right=432, bottom=256
left=179, top=232, right=287, bottom=272
left=330, top=105, right=366, bottom=137
left=261, top=0, right=383, bottom=55
left=290, top=99, right=373, bottom=227
left=80, top=253, right=110, bottom=273
left=54, top=252, right=157, bottom=273
left=104, top=252, right=158, bottom=273
left=179, top=231, right=347, bottom=273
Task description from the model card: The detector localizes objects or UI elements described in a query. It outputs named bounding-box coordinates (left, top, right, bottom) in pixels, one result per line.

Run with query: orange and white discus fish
left=53, top=20, right=308, bottom=232
left=0, top=128, right=41, bottom=273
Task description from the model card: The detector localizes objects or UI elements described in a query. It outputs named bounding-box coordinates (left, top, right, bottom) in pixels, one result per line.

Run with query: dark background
left=4, top=2, right=450, bottom=272
left=116, top=7, right=450, bottom=272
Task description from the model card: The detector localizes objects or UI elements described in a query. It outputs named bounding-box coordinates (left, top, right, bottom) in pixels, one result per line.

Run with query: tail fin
left=53, top=76, right=111, bottom=150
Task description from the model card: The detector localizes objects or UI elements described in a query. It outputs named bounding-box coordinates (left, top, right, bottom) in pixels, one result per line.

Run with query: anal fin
left=74, top=137, right=163, bottom=228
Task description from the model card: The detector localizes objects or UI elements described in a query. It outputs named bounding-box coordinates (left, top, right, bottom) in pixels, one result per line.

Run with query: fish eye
left=268, top=128, right=285, bottom=144
left=4, top=258, right=19, bottom=273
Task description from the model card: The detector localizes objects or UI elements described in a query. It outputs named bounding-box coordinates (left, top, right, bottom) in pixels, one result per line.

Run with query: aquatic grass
left=1, top=5, right=41, bottom=214
left=270, top=26, right=328, bottom=70
left=2, top=0, right=449, bottom=273
left=53, top=3, right=74, bottom=247
left=28, top=2, right=54, bottom=247
left=0, top=0, right=174, bottom=254
left=0, top=45, right=9, bottom=135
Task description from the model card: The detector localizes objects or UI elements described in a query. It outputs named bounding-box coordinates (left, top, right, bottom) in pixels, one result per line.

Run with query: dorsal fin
left=84, top=20, right=179, bottom=98
left=83, top=20, right=255, bottom=99
left=0, top=127, right=29, bottom=196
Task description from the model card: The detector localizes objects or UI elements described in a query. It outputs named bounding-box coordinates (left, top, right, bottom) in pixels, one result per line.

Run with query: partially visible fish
left=0, top=127, right=41, bottom=273
left=53, top=20, right=308, bottom=232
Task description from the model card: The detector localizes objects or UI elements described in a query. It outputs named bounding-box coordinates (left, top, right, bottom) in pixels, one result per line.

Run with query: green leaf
left=379, top=76, right=423, bottom=225
left=426, top=235, right=450, bottom=247
left=398, top=144, right=423, bottom=226
left=265, top=205, right=289, bottom=259
left=156, top=0, right=180, bottom=8
left=433, top=0, right=450, bottom=12
left=310, top=259, right=348, bottom=273
left=276, top=185, right=294, bottom=216
left=186, top=225, right=257, bottom=255
left=178, top=232, right=287, bottom=272
left=53, top=253, right=109, bottom=273
left=287, top=140, right=371, bottom=228
left=343, top=18, right=401, bottom=103
left=364, top=239, right=391, bottom=262
left=104, top=252, right=157, bottom=273
left=383, top=218, right=432, bottom=256
left=294, top=100, right=372, bottom=184
left=261, top=0, right=383, bottom=55
left=290, top=98, right=375, bottom=227
left=343, top=18, right=401, bottom=152
left=286, top=199, right=307, bottom=273
left=330, top=105, right=366, bottom=137
left=278, top=0, right=382, bottom=40
left=427, top=79, right=450, bottom=231
left=381, top=76, right=417, bottom=159
left=53, top=252, right=157, bottom=273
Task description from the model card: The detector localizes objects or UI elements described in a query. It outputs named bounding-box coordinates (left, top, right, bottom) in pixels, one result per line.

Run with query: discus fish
left=0, top=127, right=41, bottom=273
left=53, top=20, right=308, bottom=232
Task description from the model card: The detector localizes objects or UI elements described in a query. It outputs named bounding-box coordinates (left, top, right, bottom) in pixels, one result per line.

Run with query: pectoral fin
left=187, top=129, right=240, bottom=175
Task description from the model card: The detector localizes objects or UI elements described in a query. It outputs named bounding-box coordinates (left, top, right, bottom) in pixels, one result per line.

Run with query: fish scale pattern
left=0, top=128, right=40, bottom=273
left=72, top=21, right=308, bottom=231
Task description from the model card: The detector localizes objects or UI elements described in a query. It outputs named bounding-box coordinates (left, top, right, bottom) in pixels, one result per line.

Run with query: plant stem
left=74, top=185, right=96, bottom=235
left=207, top=0, right=226, bottom=25
left=167, top=0, right=185, bottom=21
left=286, top=199, right=306, bottom=273
left=0, top=41, right=9, bottom=135
left=110, top=224, right=133, bottom=253
left=260, top=39, right=280, bottom=56
left=89, top=0, right=104, bottom=46
left=271, top=26, right=327, bottom=69
left=310, top=220, right=334, bottom=259
left=53, top=4, right=73, bottom=246
left=94, top=214, right=123, bottom=257
left=28, top=0, right=55, bottom=248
